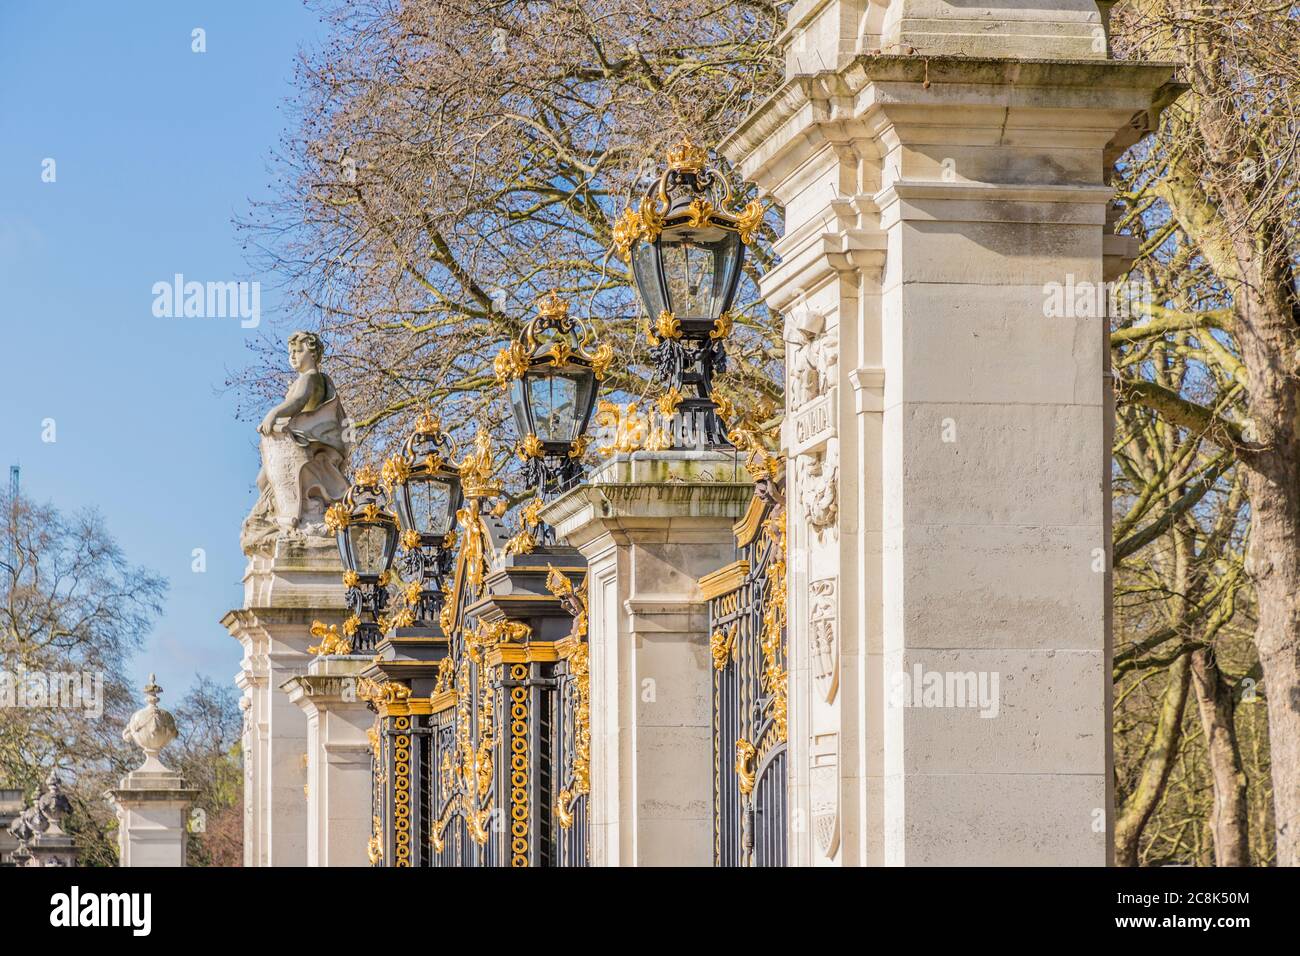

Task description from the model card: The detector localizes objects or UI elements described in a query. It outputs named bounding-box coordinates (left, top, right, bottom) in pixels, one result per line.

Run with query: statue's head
left=288, top=331, right=325, bottom=372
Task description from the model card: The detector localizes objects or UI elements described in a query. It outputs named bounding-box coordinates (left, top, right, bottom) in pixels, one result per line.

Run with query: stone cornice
left=722, top=54, right=1180, bottom=189
left=544, top=481, right=755, bottom=551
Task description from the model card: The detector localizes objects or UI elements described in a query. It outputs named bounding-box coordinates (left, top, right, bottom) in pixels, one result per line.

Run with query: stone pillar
left=222, top=536, right=346, bottom=867
left=723, top=3, right=1176, bottom=864
left=543, top=452, right=751, bottom=866
left=110, top=781, right=198, bottom=868
left=109, top=676, right=198, bottom=867
left=283, top=655, right=374, bottom=867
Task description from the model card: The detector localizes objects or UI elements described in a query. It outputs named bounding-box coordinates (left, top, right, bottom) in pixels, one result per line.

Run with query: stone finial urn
left=123, top=674, right=178, bottom=774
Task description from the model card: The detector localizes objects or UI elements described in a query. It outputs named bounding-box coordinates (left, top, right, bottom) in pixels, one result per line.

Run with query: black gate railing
left=362, top=494, right=589, bottom=867
left=703, top=484, right=788, bottom=867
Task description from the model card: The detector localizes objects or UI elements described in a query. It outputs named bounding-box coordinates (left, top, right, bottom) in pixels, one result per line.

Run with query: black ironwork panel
left=366, top=489, right=590, bottom=868
left=552, top=635, right=590, bottom=866
left=710, top=498, right=788, bottom=867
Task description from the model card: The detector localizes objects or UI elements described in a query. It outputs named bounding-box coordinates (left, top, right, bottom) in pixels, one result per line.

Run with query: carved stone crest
left=809, top=577, right=838, bottom=703
left=810, top=732, right=840, bottom=859
left=785, top=303, right=839, bottom=542
left=797, top=437, right=839, bottom=540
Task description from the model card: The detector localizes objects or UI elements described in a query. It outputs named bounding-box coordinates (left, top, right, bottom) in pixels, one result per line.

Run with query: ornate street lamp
left=326, top=463, right=399, bottom=652
left=382, top=410, right=463, bottom=628
left=612, top=138, right=763, bottom=448
left=494, top=291, right=611, bottom=498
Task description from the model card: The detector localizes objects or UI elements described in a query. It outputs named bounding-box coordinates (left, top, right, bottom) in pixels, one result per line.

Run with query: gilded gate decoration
left=359, top=431, right=590, bottom=867
left=701, top=455, right=788, bottom=866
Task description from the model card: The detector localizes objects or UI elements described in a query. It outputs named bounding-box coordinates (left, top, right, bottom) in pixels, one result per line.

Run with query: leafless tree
left=1111, top=0, right=1299, bottom=863
left=238, top=0, right=787, bottom=464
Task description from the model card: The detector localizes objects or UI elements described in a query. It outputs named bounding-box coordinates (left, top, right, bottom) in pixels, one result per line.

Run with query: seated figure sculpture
left=240, top=331, right=351, bottom=554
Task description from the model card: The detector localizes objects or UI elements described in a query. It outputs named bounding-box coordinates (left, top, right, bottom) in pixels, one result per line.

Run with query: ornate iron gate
left=362, top=483, right=590, bottom=867
left=703, top=471, right=788, bottom=867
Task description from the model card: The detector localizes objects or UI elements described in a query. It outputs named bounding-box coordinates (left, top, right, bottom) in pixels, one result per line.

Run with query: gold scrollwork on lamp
left=612, top=137, right=765, bottom=265
left=518, top=433, right=545, bottom=460
left=710, top=311, right=734, bottom=340
left=491, top=291, right=612, bottom=390
left=493, top=339, right=530, bottom=388
left=656, top=386, right=684, bottom=419
left=733, top=200, right=765, bottom=245
left=646, top=309, right=682, bottom=346
left=324, top=501, right=350, bottom=533
left=685, top=197, right=715, bottom=229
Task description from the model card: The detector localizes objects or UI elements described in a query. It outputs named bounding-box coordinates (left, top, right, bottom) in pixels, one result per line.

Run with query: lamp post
left=612, top=138, right=763, bottom=448
left=382, top=411, right=463, bottom=629
left=494, top=291, right=610, bottom=502
left=326, top=463, right=399, bottom=652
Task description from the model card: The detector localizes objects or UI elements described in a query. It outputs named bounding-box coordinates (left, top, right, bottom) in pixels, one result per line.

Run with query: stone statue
left=123, top=674, right=178, bottom=774
left=7, top=771, right=78, bottom=867
left=241, top=331, right=351, bottom=554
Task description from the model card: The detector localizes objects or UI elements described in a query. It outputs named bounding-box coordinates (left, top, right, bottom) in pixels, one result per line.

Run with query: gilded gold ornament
left=594, top=400, right=649, bottom=455
left=308, top=620, right=352, bottom=657
left=381, top=454, right=411, bottom=491
left=710, top=626, right=736, bottom=671
left=519, top=433, right=545, bottom=460
left=733, top=200, right=764, bottom=244
left=611, top=206, right=643, bottom=261
left=458, top=430, right=501, bottom=500
left=666, top=137, right=708, bottom=173
left=324, top=501, right=350, bottom=533
left=493, top=340, right=530, bottom=388
left=656, top=386, right=684, bottom=418
left=589, top=342, right=615, bottom=381
left=710, top=311, right=733, bottom=340
left=547, top=338, right=574, bottom=368
left=655, top=309, right=682, bottom=341
left=685, top=197, right=715, bottom=229
left=735, top=738, right=757, bottom=796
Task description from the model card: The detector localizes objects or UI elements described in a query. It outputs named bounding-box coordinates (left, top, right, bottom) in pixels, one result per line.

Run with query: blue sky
left=0, top=2, right=327, bottom=698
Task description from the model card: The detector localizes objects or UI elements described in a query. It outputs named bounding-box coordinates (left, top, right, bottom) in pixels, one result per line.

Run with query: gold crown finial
left=354, top=461, right=382, bottom=486
left=667, top=138, right=709, bottom=173
left=536, top=290, right=568, bottom=320
left=459, top=429, right=501, bottom=500
left=414, top=407, right=441, bottom=434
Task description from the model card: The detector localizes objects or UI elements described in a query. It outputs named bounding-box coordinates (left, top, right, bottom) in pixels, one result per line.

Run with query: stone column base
left=108, top=772, right=199, bottom=868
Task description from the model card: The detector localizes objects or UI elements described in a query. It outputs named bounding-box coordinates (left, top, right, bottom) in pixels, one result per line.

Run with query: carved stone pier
left=722, top=1, right=1178, bottom=864
left=543, top=451, right=752, bottom=866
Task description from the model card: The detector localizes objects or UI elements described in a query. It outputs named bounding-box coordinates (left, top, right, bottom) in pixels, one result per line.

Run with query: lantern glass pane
left=529, top=372, right=580, bottom=443
left=508, top=377, right=531, bottom=441
left=659, top=229, right=741, bottom=320
left=350, top=524, right=389, bottom=576
left=631, top=240, right=668, bottom=319
left=410, top=477, right=451, bottom=537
